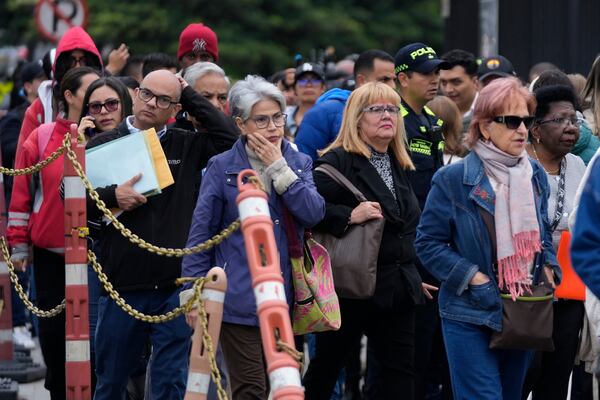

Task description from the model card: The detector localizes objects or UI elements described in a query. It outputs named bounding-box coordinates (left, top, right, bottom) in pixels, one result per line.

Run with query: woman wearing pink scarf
left=415, top=77, right=560, bottom=399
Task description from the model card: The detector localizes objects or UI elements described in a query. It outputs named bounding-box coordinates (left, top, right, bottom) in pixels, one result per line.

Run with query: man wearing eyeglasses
left=87, top=69, right=237, bottom=399
left=295, top=49, right=397, bottom=161
left=394, top=42, right=452, bottom=400
left=285, top=63, right=325, bottom=138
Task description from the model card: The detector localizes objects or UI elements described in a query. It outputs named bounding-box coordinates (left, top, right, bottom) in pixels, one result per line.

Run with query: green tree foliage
left=0, top=0, right=442, bottom=78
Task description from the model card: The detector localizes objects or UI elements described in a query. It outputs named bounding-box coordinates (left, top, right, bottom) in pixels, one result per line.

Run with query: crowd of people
left=3, top=19, right=600, bottom=400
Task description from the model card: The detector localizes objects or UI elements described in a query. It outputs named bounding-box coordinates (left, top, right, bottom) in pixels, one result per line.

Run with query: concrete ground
left=17, top=340, right=49, bottom=400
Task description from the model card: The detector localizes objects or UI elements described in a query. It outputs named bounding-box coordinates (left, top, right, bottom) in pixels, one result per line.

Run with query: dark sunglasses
left=492, top=115, right=536, bottom=130
left=88, top=99, right=120, bottom=115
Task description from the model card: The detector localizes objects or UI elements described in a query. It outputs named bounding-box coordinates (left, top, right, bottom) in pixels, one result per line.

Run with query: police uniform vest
left=400, top=99, right=444, bottom=210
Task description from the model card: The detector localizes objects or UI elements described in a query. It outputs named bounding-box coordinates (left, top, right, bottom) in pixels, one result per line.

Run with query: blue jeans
left=87, top=264, right=101, bottom=391
left=11, top=269, right=29, bottom=327
left=207, top=345, right=228, bottom=400
left=441, top=318, right=533, bottom=400
left=93, top=289, right=192, bottom=400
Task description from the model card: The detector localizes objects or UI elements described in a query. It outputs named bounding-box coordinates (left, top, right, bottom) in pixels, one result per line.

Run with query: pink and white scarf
left=472, top=139, right=541, bottom=299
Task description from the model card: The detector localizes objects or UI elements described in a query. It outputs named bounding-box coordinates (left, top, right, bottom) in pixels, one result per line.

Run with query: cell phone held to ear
left=86, top=114, right=96, bottom=138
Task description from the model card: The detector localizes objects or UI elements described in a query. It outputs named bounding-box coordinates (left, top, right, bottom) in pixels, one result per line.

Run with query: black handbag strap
left=315, top=164, right=368, bottom=202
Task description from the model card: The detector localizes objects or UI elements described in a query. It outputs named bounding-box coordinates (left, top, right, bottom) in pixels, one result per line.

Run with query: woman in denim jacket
left=415, top=78, right=560, bottom=400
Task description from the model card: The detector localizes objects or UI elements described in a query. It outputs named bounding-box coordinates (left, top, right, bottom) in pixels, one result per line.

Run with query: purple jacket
left=181, top=137, right=325, bottom=326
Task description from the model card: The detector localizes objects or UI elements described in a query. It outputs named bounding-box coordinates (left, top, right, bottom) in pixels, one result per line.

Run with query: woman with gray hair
left=183, top=61, right=230, bottom=113
left=181, top=75, right=325, bottom=398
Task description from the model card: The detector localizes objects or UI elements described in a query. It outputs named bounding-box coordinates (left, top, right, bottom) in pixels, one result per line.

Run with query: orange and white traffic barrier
left=184, top=267, right=227, bottom=400
left=63, top=124, right=91, bottom=400
left=236, top=169, right=304, bottom=400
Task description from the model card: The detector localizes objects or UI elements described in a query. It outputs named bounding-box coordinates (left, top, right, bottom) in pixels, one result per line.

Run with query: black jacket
left=0, top=101, right=28, bottom=206
left=87, top=86, right=238, bottom=292
left=401, top=100, right=444, bottom=211
left=313, top=147, right=423, bottom=307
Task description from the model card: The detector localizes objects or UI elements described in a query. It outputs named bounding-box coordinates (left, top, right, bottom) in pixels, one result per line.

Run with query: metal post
left=63, top=124, right=91, bottom=400
left=479, top=0, right=499, bottom=57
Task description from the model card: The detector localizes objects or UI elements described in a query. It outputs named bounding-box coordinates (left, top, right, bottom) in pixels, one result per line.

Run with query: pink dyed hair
left=465, top=77, right=536, bottom=148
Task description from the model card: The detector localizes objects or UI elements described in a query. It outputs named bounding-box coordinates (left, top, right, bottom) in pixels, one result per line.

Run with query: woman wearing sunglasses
left=415, top=77, right=559, bottom=399
left=78, top=77, right=133, bottom=138
left=522, top=85, right=587, bottom=400
left=74, top=76, right=134, bottom=395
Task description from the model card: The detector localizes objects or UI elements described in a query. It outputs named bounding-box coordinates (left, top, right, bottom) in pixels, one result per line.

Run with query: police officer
left=394, top=42, right=451, bottom=400
left=395, top=42, right=450, bottom=209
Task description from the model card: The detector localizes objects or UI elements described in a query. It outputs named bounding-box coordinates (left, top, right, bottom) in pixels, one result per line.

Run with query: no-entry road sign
left=34, top=0, right=88, bottom=43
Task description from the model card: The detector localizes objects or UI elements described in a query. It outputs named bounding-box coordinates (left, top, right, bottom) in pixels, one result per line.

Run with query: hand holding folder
left=86, top=128, right=174, bottom=197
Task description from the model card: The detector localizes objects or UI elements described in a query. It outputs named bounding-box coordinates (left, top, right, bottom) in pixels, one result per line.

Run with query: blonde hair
left=582, top=55, right=600, bottom=134
left=568, top=73, right=588, bottom=109
left=426, top=96, right=468, bottom=158
left=321, top=82, right=414, bottom=170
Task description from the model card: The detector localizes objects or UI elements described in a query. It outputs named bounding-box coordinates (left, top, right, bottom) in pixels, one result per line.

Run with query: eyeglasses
left=362, top=105, right=400, bottom=118
left=492, top=115, right=536, bottom=130
left=537, top=116, right=583, bottom=128
left=138, top=88, right=178, bottom=109
left=246, top=113, right=287, bottom=129
left=297, top=79, right=322, bottom=87
left=88, top=99, right=120, bottom=114
left=69, top=56, right=87, bottom=67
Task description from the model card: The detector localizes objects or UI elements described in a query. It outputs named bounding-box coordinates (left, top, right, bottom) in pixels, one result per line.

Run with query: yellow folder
left=143, top=128, right=174, bottom=190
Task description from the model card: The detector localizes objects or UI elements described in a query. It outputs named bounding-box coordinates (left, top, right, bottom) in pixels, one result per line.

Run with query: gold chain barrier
left=62, top=134, right=240, bottom=257
left=0, top=142, right=67, bottom=176
left=194, top=282, right=228, bottom=400
left=89, top=251, right=227, bottom=397
left=0, top=133, right=228, bottom=392
left=88, top=249, right=201, bottom=323
left=0, top=131, right=230, bottom=396
left=0, top=237, right=65, bottom=317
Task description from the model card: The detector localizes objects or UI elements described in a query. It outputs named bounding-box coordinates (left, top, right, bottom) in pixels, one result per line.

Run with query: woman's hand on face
left=349, top=201, right=383, bottom=224
left=247, top=131, right=282, bottom=166
left=77, top=116, right=95, bottom=138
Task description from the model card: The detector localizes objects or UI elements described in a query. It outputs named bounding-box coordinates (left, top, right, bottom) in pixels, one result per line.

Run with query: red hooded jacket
left=8, top=118, right=74, bottom=254
left=17, top=27, right=102, bottom=151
